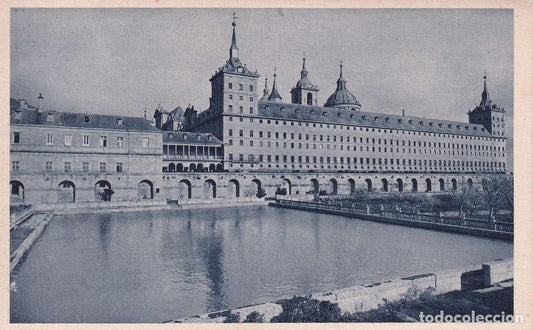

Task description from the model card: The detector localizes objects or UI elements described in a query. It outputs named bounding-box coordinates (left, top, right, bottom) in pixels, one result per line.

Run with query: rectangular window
left=239, top=106, right=243, bottom=113
left=239, top=154, right=244, bottom=161
left=117, top=136, right=124, bottom=147
left=228, top=105, right=233, bottom=112
left=45, top=161, right=53, bottom=171
left=228, top=154, right=233, bottom=161
left=228, top=82, right=233, bottom=89
left=99, top=162, right=106, bottom=173
left=142, top=137, right=150, bottom=148
left=100, top=136, right=107, bottom=147
left=82, top=162, right=89, bottom=172
left=64, top=134, right=72, bottom=146
left=239, top=83, right=243, bottom=90
left=12, top=161, right=19, bottom=172
left=64, top=162, right=71, bottom=172
left=228, top=129, right=233, bottom=136
left=83, top=135, right=90, bottom=146
left=249, top=107, right=253, bottom=114
left=116, top=163, right=123, bottom=173
left=46, top=133, right=53, bottom=145
left=249, top=85, right=253, bottom=92
left=13, top=132, right=20, bottom=144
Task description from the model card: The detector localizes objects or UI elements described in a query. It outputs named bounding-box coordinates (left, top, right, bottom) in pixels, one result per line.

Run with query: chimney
left=402, top=109, right=405, bottom=117
left=37, top=93, right=44, bottom=112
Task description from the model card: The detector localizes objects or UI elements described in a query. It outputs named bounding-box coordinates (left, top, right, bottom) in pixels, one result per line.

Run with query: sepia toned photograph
left=7, top=6, right=525, bottom=325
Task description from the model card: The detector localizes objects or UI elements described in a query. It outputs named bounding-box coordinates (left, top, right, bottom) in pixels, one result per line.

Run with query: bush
left=223, top=311, right=240, bottom=323
left=271, top=295, right=343, bottom=322
left=243, top=311, right=265, bottom=323
left=256, top=187, right=267, bottom=198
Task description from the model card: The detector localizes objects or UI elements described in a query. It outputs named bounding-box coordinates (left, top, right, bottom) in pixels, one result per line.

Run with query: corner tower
left=290, top=56, right=319, bottom=105
left=209, top=12, right=260, bottom=116
left=468, top=74, right=505, bottom=137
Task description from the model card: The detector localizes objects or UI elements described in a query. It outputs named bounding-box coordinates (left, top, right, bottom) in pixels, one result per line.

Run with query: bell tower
left=290, top=55, right=319, bottom=105
left=209, top=11, right=260, bottom=116
left=468, top=74, right=505, bottom=137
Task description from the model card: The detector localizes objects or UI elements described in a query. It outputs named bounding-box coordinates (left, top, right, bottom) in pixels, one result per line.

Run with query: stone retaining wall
left=170, top=259, right=513, bottom=323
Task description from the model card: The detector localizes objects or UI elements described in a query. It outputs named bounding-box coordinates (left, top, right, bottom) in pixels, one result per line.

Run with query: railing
left=275, top=199, right=513, bottom=233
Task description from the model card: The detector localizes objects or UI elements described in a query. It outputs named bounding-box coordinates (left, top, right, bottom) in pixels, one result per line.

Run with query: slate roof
left=162, top=131, right=223, bottom=145
left=10, top=99, right=159, bottom=132
left=257, top=101, right=495, bottom=137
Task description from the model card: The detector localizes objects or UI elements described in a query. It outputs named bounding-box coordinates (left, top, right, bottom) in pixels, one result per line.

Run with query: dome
left=325, top=88, right=361, bottom=109
left=324, top=63, right=361, bottom=110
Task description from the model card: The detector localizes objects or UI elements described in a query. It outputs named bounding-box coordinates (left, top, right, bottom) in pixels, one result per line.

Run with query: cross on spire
left=232, top=11, right=238, bottom=26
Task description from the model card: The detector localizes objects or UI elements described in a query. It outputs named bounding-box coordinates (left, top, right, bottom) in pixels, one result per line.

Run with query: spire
left=480, top=72, right=491, bottom=108
left=229, top=11, right=239, bottom=59
left=301, top=53, right=308, bottom=79
left=261, top=76, right=270, bottom=100
left=268, top=67, right=282, bottom=102
left=335, top=61, right=347, bottom=91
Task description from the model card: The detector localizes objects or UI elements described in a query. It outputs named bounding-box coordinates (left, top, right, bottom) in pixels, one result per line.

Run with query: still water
left=11, top=206, right=512, bottom=323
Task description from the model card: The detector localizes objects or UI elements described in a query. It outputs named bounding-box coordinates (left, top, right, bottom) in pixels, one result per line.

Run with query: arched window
left=439, top=178, right=445, bottom=191
left=168, top=163, right=176, bottom=172
left=306, top=92, right=313, bottom=105
left=176, top=163, right=184, bottom=172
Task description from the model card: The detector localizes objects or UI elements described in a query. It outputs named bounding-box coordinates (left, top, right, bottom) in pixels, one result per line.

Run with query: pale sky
left=11, top=8, right=513, bottom=167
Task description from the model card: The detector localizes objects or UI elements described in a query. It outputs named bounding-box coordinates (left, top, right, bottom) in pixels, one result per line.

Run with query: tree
left=449, top=186, right=477, bottom=217
left=478, top=175, right=513, bottom=219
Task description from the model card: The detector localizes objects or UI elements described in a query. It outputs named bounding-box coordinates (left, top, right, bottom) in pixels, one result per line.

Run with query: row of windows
left=226, top=139, right=504, bottom=158
left=228, top=95, right=254, bottom=102
left=11, top=161, right=124, bottom=173
left=11, top=132, right=151, bottom=148
left=224, top=154, right=506, bottom=168
left=226, top=129, right=504, bottom=152
left=225, top=116, right=503, bottom=142
left=227, top=82, right=253, bottom=91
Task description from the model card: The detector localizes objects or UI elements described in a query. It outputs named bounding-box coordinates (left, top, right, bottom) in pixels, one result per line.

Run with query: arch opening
left=178, top=179, right=192, bottom=199
left=381, top=178, right=389, bottom=192
left=228, top=179, right=240, bottom=198
left=203, top=179, right=217, bottom=199
left=57, top=180, right=75, bottom=202
left=397, top=178, right=404, bottom=192
left=425, top=178, right=432, bottom=192
left=439, top=178, right=445, bottom=191
left=329, top=178, right=338, bottom=195
left=138, top=180, right=153, bottom=199
left=95, top=180, right=112, bottom=202
left=10, top=180, right=24, bottom=203
left=411, top=179, right=418, bottom=192
left=365, top=179, right=373, bottom=192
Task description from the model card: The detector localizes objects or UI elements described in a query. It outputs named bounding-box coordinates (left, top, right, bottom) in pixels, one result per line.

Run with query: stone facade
left=9, top=18, right=510, bottom=208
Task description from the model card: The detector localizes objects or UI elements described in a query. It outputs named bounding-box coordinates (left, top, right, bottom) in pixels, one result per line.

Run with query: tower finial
left=340, top=60, right=343, bottom=78
left=229, top=11, right=239, bottom=59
